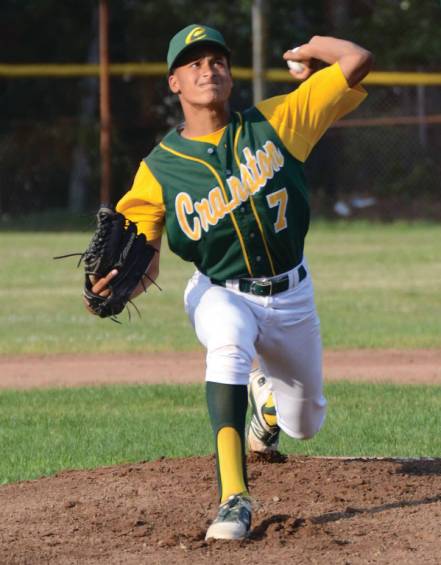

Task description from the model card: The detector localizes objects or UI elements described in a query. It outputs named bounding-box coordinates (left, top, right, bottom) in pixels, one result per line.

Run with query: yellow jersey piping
left=159, top=141, right=253, bottom=277
left=233, top=113, right=276, bottom=276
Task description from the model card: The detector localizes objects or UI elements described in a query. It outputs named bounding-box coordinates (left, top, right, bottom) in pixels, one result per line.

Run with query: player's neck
left=180, top=103, right=231, bottom=139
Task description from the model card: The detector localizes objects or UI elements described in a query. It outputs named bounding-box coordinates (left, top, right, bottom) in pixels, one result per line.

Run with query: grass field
left=0, top=221, right=440, bottom=354
left=0, top=220, right=440, bottom=485
left=1, top=382, right=440, bottom=484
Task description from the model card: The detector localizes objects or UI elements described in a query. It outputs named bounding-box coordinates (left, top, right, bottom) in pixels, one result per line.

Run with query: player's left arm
left=83, top=235, right=162, bottom=315
left=130, top=235, right=162, bottom=299
left=283, top=36, right=373, bottom=87
left=83, top=161, right=165, bottom=315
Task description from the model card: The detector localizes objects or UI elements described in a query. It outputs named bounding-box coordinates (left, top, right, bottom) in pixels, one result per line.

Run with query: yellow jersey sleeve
left=116, top=161, right=165, bottom=240
left=256, top=62, right=367, bottom=162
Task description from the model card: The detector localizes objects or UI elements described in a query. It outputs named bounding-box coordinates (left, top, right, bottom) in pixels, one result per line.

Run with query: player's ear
left=168, top=72, right=181, bottom=94
left=226, top=61, right=234, bottom=88
left=226, top=70, right=234, bottom=93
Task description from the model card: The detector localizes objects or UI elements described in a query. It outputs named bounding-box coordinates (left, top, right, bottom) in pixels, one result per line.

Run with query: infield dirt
left=1, top=349, right=440, bottom=564
left=1, top=455, right=440, bottom=564
left=1, top=348, right=440, bottom=389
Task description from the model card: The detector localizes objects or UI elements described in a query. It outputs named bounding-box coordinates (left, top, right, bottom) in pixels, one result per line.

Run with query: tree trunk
left=68, top=8, right=99, bottom=213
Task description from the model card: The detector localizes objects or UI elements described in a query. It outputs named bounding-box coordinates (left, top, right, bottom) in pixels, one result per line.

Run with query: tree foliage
left=1, top=0, right=440, bottom=216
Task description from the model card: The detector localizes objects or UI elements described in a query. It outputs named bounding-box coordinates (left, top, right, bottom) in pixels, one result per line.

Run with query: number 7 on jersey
left=266, top=188, right=288, bottom=233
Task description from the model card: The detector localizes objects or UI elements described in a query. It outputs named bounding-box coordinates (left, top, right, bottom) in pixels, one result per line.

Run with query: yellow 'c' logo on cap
left=185, top=27, right=207, bottom=44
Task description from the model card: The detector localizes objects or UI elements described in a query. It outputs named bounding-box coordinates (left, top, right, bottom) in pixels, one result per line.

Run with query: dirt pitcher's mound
left=1, top=456, right=440, bottom=564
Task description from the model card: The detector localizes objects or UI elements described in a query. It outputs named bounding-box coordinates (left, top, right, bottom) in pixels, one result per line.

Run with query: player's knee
left=206, top=344, right=254, bottom=384
left=288, top=419, right=324, bottom=440
left=298, top=424, right=322, bottom=441
left=302, top=399, right=326, bottom=439
left=208, top=343, right=253, bottom=365
left=279, top=397, right=326, bottom=440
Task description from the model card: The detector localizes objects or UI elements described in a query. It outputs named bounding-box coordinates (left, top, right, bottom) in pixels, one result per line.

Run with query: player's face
left=169, top=46, right=233, bottom=109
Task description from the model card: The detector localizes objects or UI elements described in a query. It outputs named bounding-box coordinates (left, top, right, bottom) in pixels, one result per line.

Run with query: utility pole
left=252, top=0, right=267, bottom=104
left=99, top=0, right=111, bottom=204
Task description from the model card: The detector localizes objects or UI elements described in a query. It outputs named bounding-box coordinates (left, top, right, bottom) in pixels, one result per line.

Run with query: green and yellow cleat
left=248, top=368, right=281, bottom=454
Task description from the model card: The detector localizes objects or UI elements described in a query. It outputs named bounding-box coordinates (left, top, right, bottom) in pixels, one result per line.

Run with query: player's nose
left=200, top=58, right=217, bottom=76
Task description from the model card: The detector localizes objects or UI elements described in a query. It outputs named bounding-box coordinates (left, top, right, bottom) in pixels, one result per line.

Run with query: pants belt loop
left=293, top=265, right=300, bottom=287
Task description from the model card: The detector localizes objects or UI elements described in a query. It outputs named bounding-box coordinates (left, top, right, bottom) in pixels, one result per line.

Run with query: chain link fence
left=1, top=73, right=440, bottom=221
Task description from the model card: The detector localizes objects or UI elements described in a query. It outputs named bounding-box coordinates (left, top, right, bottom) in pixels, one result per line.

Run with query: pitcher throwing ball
left=85, top=24, right=373, bottom=540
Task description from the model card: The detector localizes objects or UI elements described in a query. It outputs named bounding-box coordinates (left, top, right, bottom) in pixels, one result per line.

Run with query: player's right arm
left=256, top=37, right=373, bottom=163
left=283, top=36, right=373, bottom=87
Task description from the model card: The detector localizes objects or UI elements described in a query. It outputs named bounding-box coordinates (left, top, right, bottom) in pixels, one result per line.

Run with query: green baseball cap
left=167, top=24, right=230, bottom=70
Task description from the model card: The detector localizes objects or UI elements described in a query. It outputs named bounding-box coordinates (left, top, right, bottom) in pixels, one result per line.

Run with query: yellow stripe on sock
left=217, top=427, right=248, bottom=503
left=262, top=393, right=278, bottom=427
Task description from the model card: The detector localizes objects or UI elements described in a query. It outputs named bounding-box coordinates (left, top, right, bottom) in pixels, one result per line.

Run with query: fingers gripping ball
left=83, top=206, right=157, bottom=319
left=287, top=47, right=305, bottom=73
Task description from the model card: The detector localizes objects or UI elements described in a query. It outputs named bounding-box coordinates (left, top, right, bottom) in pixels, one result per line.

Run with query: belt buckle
left=250, top=279, right=272, bottom=296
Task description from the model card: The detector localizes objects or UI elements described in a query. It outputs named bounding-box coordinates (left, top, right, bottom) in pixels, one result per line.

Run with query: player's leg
left=252, top=274, right=326, bottom=446
left=184, top=272, right=257, bottom=539
left=258, top=316, right=325, bottom=440
left=204, top=381, right=251, bottom=539
left=185, top=272, right=258, bottom=384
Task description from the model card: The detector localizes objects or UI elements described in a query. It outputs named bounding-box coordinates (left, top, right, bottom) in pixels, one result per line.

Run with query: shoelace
left=219, top=495, right=251, bottom=516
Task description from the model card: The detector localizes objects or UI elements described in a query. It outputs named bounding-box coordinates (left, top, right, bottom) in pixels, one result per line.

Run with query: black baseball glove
left=55, top=206, right=157, bottom=320
left=82, top=206, right=157, bottom=319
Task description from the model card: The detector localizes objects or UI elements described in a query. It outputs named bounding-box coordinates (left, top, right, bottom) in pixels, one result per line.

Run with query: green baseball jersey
left=117, top=63, right=367, bottom=281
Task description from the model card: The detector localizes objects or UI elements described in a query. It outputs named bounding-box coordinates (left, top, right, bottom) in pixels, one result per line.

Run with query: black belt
left=211, top=265, right=307, bottom=297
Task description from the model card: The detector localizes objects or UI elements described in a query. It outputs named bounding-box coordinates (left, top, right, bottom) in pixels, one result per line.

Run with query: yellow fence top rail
left=1, top=63, right=441, bottom=85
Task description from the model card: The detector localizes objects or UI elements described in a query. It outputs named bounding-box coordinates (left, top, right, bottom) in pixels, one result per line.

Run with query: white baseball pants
left=184, top=262, right=327, bottom=440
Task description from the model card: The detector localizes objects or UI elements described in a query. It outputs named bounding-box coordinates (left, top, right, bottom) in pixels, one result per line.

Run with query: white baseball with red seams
left=287, top=47, right=305, bottom=73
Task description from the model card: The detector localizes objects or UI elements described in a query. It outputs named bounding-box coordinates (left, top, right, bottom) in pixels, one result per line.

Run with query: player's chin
left=198, top=89, right=230, bottom=106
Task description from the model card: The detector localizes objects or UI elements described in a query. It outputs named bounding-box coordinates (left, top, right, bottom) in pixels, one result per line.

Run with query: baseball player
left=87, top=24, right=372, bottom=540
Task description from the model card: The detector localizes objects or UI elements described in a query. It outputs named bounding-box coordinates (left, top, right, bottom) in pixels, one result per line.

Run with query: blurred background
left=1, top=0, right=440, bottom=225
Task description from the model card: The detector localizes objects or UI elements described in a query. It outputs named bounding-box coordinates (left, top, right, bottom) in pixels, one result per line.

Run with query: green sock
left=205, top=381, right=249, bottom=502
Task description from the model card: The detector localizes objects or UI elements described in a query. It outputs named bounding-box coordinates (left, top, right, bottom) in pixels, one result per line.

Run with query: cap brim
left=169, top=40, right=231, bottom=71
